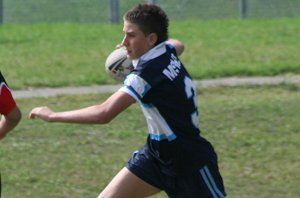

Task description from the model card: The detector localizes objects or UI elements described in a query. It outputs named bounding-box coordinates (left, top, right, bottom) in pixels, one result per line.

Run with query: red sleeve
left=0, top=82, right=17, bottom=115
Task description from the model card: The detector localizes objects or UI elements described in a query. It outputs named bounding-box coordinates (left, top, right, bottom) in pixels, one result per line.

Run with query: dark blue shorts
left=127, top=146, right=226, bottom=198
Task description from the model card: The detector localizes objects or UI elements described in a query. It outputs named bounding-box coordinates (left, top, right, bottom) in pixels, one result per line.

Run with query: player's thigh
left=98, top=167, right=161, bottom=198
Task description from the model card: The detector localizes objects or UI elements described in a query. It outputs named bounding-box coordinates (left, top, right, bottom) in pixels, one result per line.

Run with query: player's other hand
left=115, top=43, right=124, bottom=49
left=28, top=106, right=54, bottom=122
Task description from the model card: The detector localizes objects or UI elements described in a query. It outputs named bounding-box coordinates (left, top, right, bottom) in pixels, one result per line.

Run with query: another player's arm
left=166, top=38, right=185, bottom=56
left=28, top=91, right=135, bottom=124
left=0, top=106, right=22, bottom=140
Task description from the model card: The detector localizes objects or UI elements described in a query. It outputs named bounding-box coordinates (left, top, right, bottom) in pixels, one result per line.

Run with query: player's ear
left=147, top=33, right=158, bottom=47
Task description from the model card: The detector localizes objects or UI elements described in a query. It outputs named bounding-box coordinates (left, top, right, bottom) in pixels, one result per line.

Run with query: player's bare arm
left=166, top=38, right=185, bottom=56
left=28, top=91, right=135, bottom=124
left=0, top=106, right=21, bottom=140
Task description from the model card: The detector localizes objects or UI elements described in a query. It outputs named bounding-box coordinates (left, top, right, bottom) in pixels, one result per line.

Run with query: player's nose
left=121, top=36, right=128, bottom=47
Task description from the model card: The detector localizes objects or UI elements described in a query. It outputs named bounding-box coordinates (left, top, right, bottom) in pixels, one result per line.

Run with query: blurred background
left=1, top=0, right=300, bottom=24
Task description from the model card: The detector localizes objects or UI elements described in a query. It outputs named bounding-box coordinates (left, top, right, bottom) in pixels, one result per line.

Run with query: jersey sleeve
left=119, top=73, right=151, bottom=102
left=0, top=81, right=17, bottom=115
left=119, top=43, right=173, bottom=102
left=165, top=43, right=177, bottom=56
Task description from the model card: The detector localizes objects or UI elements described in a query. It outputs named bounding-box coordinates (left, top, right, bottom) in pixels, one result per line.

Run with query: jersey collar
left=132, top=42, right=167, bottom=68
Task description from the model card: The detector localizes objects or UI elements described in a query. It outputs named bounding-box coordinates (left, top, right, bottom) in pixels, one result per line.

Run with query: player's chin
left=127, top=54, right=135, bottom=60
left=127, top=52, right=140, bottom=60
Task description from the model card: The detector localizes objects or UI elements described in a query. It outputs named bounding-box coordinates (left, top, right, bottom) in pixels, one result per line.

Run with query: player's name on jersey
left=163, top=53, right=182, bottom=81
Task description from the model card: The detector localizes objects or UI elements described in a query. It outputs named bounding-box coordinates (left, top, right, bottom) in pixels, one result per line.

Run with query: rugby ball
left=105, top=47, right=134, bottom=81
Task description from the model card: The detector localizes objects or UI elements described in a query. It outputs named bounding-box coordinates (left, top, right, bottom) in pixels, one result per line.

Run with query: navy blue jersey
left=120, top=42, right=215, bottom=173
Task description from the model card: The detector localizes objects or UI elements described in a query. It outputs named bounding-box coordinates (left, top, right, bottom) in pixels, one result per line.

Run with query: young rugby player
left=29, top=4, right=226, bottom=197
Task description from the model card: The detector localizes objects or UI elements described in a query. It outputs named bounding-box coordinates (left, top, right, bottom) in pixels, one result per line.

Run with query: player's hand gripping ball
left=105, top=47, right=134, bottom=81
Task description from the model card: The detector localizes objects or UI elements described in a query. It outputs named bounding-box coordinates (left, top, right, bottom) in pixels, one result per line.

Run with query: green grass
left=1, top=18, right=300, bottom=90
left=0, top=86, right=299, bottom=197
left=1, top=7, right=300, bottom=198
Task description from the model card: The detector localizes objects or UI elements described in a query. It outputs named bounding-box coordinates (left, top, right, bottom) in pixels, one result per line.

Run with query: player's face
left=122, top=20, right=156, bottom=60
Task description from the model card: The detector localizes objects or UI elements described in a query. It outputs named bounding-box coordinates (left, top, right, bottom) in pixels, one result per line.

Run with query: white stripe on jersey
left=119, top=73, right=176, bottom=141
left=141, top=104, right=176, bottom=141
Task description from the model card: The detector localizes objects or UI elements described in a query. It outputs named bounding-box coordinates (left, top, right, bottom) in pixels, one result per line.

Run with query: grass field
left=1, top=12, right=300, bottom=198
left=1, top=17, right=300, bottom=89
left=0, top=86, right=299, bottom=198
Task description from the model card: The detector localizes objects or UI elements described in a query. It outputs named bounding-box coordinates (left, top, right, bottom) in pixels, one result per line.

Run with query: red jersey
left=0, top=72, right=16, bottom=115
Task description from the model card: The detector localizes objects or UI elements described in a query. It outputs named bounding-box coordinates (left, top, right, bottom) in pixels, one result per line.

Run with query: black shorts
left=127, top=145, right=226, bottom=198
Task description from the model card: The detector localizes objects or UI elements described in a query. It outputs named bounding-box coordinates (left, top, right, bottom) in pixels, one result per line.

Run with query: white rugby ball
left=105, top=47, right=133, bottom=81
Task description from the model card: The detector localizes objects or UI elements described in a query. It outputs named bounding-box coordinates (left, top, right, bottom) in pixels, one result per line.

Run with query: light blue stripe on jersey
left=141, top=102, right=153, bottom=108
left=126, top=85, right=141, bottom=100
left=121, top=73, right=177, bottom=142
left=124, top=73, right=151, bottom=98
left=149, top=133, right=176, bottom=141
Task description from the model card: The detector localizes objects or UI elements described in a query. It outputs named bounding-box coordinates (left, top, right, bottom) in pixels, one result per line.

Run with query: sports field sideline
left=13, top=75, right=300, bottom=99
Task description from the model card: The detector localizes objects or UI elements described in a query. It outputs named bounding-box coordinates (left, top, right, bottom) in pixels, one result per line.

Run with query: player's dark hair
left=124, top=3, right=169, bottom=45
